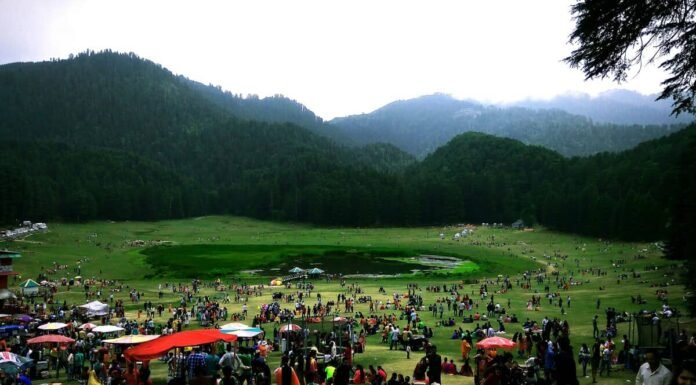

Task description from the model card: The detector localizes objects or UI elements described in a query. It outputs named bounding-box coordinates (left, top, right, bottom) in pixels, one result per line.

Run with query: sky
left=0, top=0, right=669, bottom=120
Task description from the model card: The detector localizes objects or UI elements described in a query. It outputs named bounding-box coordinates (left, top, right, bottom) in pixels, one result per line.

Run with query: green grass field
left=1, top=216, right=689, bottom=385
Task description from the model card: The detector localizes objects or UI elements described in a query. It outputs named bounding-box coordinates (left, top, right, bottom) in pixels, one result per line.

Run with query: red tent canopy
left=124, top=329, right=236, bottom=361
left=27, top=335, right=75, bottom=344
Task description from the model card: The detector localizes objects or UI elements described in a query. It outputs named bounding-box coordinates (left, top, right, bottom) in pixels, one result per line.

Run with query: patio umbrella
left=14, top=314, right=33, bottom=322
left=226, top=328, right=263, bottom=338
left=103, top=335, right=160, bottom=344
left=79, top=323, right=98, bottom=330
left=38, top=322, right=68, bottom=330
left=475, top=336, right=516, bottom=350
left=92, top=325, right=125, bottom=333
left=219, top=322, right=252, bottom=332
left=289, top=267, right=304, bottom=274
left=27, top=334, right=75, bottom=344
left=0, top=351, right=33, bottom=370
left=332, top=316, right=348, bottom=324
left=278, top=324, right=302, bottom=333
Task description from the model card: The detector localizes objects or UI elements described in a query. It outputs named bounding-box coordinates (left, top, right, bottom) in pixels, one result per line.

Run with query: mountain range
left=330, top=93, right=691, bottom=158
left=0, top=50, right=694, bottom=243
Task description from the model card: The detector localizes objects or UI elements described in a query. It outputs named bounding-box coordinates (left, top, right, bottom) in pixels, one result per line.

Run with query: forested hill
left=408, top=128, right=695, bottom=240
left=182, top=79, right=352, bottom=144
left=0, top=51, right=413, bottom=225
left=329, top=93, right=685, bottom=158
left=0, top=51, right=408, bottom=174
left=0, top=51, right=693, bottom=243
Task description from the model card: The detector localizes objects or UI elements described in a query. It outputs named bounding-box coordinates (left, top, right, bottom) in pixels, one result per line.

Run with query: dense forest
left=330, top=93, right=687, bottom=158
left=1, top=51, right=694, bottom=242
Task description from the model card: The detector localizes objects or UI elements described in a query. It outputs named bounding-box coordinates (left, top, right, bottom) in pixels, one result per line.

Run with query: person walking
left=599, top=342, right=612, bottom=377
left=591, top=339, right=601, bottom=384
left=461, top=337, right=472, bottom=362
left=390, top=326, right=400, bottom=351
left=592, top=315, right=599, bottom=338
left=578, top=343, right=591, bottom=378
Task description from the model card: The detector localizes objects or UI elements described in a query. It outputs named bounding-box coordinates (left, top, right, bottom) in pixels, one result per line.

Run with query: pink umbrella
left=79, top=323, right=97, bottom=330
left=279, top=324, right=302, bottom=333
left=27, top=335, right=76, bottom=344
left=475, top=336, right=516, bottom=350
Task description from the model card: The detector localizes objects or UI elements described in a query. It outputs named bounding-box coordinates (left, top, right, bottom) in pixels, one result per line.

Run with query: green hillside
left=1, top=51, right=694, bottom=246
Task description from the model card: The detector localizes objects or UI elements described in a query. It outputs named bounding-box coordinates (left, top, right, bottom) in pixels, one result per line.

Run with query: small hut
left=19, top=279, right=39, bottom=296
left=511, top=219, right=526, bottom=230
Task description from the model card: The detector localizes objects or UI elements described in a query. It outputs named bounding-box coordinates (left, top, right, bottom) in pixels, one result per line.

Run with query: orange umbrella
left=475, top=336, right=515, bottom=350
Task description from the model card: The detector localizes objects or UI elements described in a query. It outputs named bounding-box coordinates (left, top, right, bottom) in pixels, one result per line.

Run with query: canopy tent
left=475, top=336, right=516, bottom=350
left=79, top=300, right=109, bottom=317
left=103, top=335, right=160, bottom=344
left=38, top=322, right=68, bottom=331
left=125, top=329, right=237, bottom=362
left=307, top=268, right=324, bottom=275
left=289, top=267, right=304, bottom=274
left=92, top=325, right=124, bottom=333
left=19, top=279, right=40, bottom=296
left=27, top=334, right=75, bottom=344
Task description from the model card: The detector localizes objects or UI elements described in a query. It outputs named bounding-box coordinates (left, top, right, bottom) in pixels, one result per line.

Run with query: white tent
left=19, top=279, right=40, bottom=296
left=79, top=301, right=109, bottom=317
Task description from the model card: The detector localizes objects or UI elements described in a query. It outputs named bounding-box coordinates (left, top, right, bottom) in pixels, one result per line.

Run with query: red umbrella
left=475, top=336, right=515, bottom=350
left=27, top=335, right=75, bottom=344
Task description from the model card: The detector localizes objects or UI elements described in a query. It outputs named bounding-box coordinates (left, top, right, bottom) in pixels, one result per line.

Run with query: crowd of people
left=1, top=239, right=694, bottom=385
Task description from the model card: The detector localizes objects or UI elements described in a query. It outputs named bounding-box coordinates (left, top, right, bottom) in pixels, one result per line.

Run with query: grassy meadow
left=1, top=216, right=689, bottom=385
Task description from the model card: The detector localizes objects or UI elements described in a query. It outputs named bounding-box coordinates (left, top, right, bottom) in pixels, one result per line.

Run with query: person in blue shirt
left=18, top=370, right=32, bottom=385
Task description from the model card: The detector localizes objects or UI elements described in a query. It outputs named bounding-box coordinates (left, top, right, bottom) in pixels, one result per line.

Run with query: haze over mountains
left=513, top=89, right=695, bottom=126
left=331, top=93, right=691, bottom=159
left=0, top=51, right=694, bottom=242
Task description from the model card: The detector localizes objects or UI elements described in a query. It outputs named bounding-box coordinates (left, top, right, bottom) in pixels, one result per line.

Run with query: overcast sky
left=0, top=0, right=668, bottom=119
